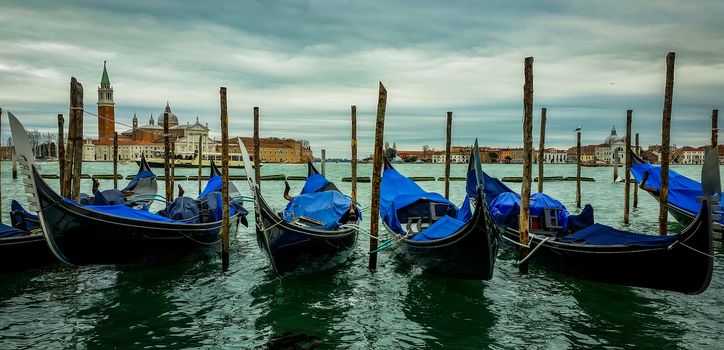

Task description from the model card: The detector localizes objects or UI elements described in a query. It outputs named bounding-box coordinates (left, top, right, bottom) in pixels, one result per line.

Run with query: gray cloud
left=1, top=0, right=723, bottom=157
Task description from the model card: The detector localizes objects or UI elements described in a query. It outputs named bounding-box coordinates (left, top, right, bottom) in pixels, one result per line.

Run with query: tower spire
left=101, top=60, right=111, bottom=86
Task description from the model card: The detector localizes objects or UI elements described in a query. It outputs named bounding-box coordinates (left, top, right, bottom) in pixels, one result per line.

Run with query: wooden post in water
left=351, top=105, right=357, bottom=202
left=220, top=87, right=230, bottom=270
left=576, top=130, right=581, bottom=208
left=537, top=107, right=547, bottom=193
left=0, top=108, right=2, bottom=222
left=712, top=109, right=719, bottom=149
left=519, top=57, right=534, bottom=274
left=69, top=78, right=83, bottom=201
left=659, top=52, right=675, bottom=236
left=321, top=149, right=326, bottom=176
left=11, top=142, right=17, bottom=179
left=113, top=132, right=118, bottom=189
left=613, top=147, right=619, bottom=182
left=369, top=82, right=387, bottom=271
left=633, top=132, right=640, bottom=208
left=198, top=134, right=203, bottom=194
left=624, top=110, right=632, bottom=224
left=253, top=107, right=261, bottom=186
left=163, top=111, right=172, bottom=203
left=57, top=114, right=65, bottom=190
left=444, top=111, right=452, bottom=199
left=170, top=141, right=175, bottom=195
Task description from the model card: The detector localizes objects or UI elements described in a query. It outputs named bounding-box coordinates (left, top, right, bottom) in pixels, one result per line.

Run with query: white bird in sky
left=573, top=125, right=582, bottom=132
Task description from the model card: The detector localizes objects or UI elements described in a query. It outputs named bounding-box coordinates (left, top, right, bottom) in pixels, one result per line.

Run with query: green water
left=0, top=161, right=722, bottom=349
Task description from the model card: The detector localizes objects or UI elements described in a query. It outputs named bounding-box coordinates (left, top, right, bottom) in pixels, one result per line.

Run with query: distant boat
left=138, top=152, right=261, bottom=168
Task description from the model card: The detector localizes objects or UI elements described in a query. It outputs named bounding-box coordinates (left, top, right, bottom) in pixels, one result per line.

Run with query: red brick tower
left=97, top=61, right=115, bottom=144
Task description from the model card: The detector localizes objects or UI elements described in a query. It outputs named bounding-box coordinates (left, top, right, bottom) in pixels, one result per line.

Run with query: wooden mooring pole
left=321, top=149, right=326, bottom=176
left=537, top=107, right=547, bottom=193
left=351, top=105, right=357, bottom=202
left=253, top=107, right=261, bottom=186
left=220, top=87, right=230, bottom=270
left=712, top=109, right=719, bottom=149
left=444, top=111, right=452, bottom=199
left=633, top=132, right=639, bottom=208
left=624, top=110, right=632, bottom=224
left=519, top=57, right=534, bottom=274
left=613, top=147, right=619, bottom=182
left=69, top=78, right=83, bottom=201
left=57, top=114, right=65, bottom=191
left=170, top=141, right=175, bottom=195
left=576, top=130, right=581, bottom=208
left=369, top=82, right=387, bottom=270
left=113, top=132, right=118, bottom=189
left=198, top=134, right=203, bottom=194
left=11, top=143, right=17, bottom=179
left=163, top=111, right=172, bottom=203
left=659, top=52, right=675, bottom=236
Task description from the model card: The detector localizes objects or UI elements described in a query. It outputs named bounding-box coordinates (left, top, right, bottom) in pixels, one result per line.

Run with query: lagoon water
left=0, top=161, right=722, bottom=349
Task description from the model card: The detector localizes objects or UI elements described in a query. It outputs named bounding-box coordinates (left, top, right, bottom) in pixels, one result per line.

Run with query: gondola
left=629, top=148, right=723, bottom=242
left=123, top=153, right=158, bottom=209
left=0, top=200, right=55, bottom=272
left=380, top=140, right=499, bottom=280
left=237, top=137, right=359, bottom=275
left=481, top=149, right=718, bottom=294
left=9, top=113, right=248, bottom=265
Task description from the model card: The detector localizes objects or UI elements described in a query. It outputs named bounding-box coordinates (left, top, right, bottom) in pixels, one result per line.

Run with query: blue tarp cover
left=11, top=200, right=39, bottom=231
left=68, top=198, right=176, bottom=223
left=630, top=162, right=720, bottom=223
left=489, top=192, right=569, bottom=230
left=301, top=174, right=330, bottom=194
left=482, top=171, right=515, bottom=204
left=161, top=197, right=201, bottom=222
left=557, top=223, right=678, bottom=246
left=410, top=215, right=466, bottom=241
left=0, top=223, right=27, bottom=238
left=283, top=191, right=354, bottom=230
left=92, top=189, right=128, bottom=206
left=380, top=167, right=454, bottom=233
left=198, top=175, right=222, bottom=199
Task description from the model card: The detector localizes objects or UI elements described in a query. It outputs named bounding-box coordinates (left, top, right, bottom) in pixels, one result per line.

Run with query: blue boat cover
left=410, top=215, right=466, bottom=241
left=201, top=191, right=242, bottom=222
left=455, top=195, right=473, bottom=222
left=301, top=174, right=331, bottom=194
left=482, top=171, right=515, bottom=204
left=11, top=200, right=40, bottom=231
left=557, top=223, right=678, bottom=247
left=630, top=161, right=721, bottom=223
left=160, top=197, right=201, bottom=222
left=68, top=198, right=177, bottom=223
left=198, top=175, right=222, bottom=199
left=380, top=167, right=455, bottom=234
left=0, top=223, right=27, bottom=238
left=489, top=192, right=569, bottom=230
left=283, top=191, right=355, bottom=230
left=92, top=189, right=128, bottom=206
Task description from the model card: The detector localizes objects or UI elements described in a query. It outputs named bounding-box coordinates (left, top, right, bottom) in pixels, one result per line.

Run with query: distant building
left=226, top=137, right=313, bottom=163
left=680, top=146, right=706, bottom=164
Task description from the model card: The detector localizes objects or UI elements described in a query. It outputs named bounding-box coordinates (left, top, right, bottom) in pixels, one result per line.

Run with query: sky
left=0, top=0, right=722, bottom=158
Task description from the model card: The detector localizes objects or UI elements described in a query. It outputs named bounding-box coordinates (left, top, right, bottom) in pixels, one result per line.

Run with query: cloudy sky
left=1, top=1, right=722, bottom=157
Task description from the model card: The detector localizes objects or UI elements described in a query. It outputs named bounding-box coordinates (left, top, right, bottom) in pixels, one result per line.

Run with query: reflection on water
left=0, top=162, right=722, bottom=348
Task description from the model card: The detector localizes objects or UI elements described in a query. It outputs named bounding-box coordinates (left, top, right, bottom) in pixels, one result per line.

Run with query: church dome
left=158, top=102, right=179, bottom=127
left=604, top=125, right=623, bottom=145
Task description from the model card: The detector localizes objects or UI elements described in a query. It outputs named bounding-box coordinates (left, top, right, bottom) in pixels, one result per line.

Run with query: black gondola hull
left=34, top=167, right=242, bottom=265
left=498, top=208, right=713, bottom=294
left=0, top=234, right=56, bottom=272
left=254, top=188, right=358, bottom=275
left=388, top=196, right=499, bottom=280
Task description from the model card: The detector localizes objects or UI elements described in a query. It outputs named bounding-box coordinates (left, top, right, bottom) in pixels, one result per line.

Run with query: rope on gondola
left=500, top=233, right=531, bottom=249
left=339, top=223, right=396, bottom=253
left=667, top=240, right=715, bottom=258
left=516, top=236, right=551, bottom=266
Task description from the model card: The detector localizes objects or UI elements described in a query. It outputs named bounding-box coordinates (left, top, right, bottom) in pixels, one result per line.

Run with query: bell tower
left=97, top=61, right=115, bottom=144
